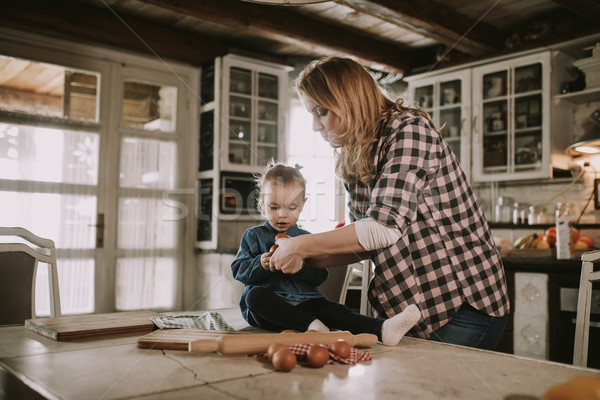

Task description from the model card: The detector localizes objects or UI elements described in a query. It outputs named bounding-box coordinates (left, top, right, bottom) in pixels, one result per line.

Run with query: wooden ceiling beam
left=139, top=0, right=412, bottom=73
left=548, top=0, right=600, bottom=24
left=0, top=0, right=231, bottom=66
left=336, top=0, right=507, bottom=55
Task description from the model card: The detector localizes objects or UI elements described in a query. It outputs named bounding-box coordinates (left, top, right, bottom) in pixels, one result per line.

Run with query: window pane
left=117, top=196, right=177, bottom=249
left=290, top=156, right=336, bottom=233
left=0, top=191, right=97, bottom=316
left=122, top=80, right=177, bottom=132
left=0, top=123, right=99, bottom=184
left=35, top=259, right=94, bottom=316
left=116, top=257, right=176, bottom=310
left=0, top=191, right=97, bottom=250
left=230, top=67, right=251, bottom=95
left=288, top=106, right=315, bottom=157
left=120, top=137, right=176, bottom=189
left=258, top=73, right=278, bottom=100
left=0, top=55, right=98, bottom=121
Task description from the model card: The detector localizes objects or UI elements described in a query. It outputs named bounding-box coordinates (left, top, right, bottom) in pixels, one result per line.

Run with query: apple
left=578, top=235, right=594, bottom=248
left=542, top=234, right=556, bottom=247
left=571, top=227, right=580, bottom=244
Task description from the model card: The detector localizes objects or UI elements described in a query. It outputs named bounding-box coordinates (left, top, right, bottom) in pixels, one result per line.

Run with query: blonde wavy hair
left=295, top=56, right=430, bottom=185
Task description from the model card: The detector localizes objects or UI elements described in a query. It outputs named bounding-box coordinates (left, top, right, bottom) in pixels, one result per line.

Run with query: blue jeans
left=429, top=304, right=508, bottom=350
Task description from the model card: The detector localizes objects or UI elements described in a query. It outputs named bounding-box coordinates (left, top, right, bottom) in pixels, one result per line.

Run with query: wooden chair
left=317, top=260, right=374, bottom=316
left=0, top=227, right=61, bottom=325
left=318, top=264, right=352, bottom=303
left=573, top=250, right=600, bottom=367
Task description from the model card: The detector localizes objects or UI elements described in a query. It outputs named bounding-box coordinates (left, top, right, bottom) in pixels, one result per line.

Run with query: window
left=287, top=98, right=341, bottom=233
left=0, top=34, right=195, bottom=314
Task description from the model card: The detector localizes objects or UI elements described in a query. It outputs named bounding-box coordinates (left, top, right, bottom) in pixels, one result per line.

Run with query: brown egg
left=280, top=329, right=296, bottom=334
left=331, top=340, right=351, bottom=358
left=269, top=244, right=278, bottom=253
left=306, top=344, right=329, bottom=368
left=267, top=343, right=287, bottom=361
left=275, top=233, right=289, bottom=240
left=272, top=348, right=296, bottom=372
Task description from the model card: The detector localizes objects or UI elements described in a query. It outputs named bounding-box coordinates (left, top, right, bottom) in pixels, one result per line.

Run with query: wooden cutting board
left=25, top=311, right=162, bottom=341
left=138, top=328, right=256, bottom=351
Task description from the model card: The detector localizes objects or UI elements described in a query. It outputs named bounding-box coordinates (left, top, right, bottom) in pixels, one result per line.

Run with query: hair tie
left=294, top=163, right=304, bottom=171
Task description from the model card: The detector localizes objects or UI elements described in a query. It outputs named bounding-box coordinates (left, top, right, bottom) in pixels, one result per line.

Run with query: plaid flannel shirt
left=345, top=110, right=510, bottom=339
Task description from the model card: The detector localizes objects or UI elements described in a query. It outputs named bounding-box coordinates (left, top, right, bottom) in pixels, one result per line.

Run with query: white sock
left=381, top=304, right=421, bottom=346
left=307, top=319, right=330, bottom=332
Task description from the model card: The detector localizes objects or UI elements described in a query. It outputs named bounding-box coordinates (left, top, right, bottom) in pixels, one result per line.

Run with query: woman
left=270, top=56, right=510, bottom=350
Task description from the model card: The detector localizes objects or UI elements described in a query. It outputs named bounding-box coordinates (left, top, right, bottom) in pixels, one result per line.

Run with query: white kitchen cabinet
left=471, top=51, right=571, bottom=182
left=404, top=69, right=471, bottom=180
left=219, top=55, right=289, bottom=172
left=196, top=54, right=291, bottom=249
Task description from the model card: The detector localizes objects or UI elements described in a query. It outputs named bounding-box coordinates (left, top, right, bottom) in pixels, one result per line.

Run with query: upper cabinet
left=405, top=48, right=581, bottom=183
left=404, top=70, right=471, bottom=181
left=471, top=53, right=556, bottom=181
left=196, top=54, right=290, bottom=250
left=218, top=55, right=289, bottom=173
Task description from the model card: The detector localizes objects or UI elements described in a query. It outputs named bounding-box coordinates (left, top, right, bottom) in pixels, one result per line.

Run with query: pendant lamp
left=566, top=109, right=600, bottom=156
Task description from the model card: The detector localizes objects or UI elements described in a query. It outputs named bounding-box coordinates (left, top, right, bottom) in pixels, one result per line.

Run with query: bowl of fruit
left=511, top=227, right=595, bottom=258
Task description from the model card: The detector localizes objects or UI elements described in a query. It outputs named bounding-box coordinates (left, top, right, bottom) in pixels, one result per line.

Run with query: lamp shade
left=566, top=109, right=600, bottom=156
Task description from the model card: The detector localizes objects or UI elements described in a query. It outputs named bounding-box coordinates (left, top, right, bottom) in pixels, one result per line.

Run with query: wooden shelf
left=554, top=87, right=600, bottom=104
left=490, top=223, right=600, bottom=229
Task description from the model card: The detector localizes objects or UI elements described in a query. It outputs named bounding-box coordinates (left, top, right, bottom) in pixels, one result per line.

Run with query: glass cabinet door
left=228, top=67, right=253, bottom=165
left=472, top=52, right=549, bottom=182
left=513, top=64, right=542, bottom=171
left=221, top=58, right=286, bottom=171
left=482, top=69, right=509, bottom=172
left=438, top=79, right=463, bottom=160
left=408, top=70, right=470, bottom=180
left=257, top=72, right=279, bottom=165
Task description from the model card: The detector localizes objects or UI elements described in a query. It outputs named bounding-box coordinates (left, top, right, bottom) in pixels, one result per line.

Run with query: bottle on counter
left=555, top=202, right=574, bottom=259
left=494, top=196, right=514, bottom=223
left=528, top=205, right=547, bottom=225
left=512, top=202, right=530, bottom=225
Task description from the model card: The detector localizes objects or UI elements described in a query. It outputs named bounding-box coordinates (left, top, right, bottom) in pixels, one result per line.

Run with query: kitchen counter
left=1, top=322, right=599, bottom=399
left=497, top=256, right=600, bottom=368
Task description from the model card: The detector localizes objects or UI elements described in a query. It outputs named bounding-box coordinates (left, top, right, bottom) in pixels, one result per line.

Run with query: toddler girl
left=231, top=161, right=420, bottom=345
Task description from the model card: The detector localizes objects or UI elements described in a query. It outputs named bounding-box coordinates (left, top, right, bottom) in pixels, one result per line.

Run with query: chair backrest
left=0, top=227, right=61, bottom=324
left=573, top=249, right=600, bottom=367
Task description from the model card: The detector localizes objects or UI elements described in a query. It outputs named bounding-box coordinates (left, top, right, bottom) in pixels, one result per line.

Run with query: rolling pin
left=188, top=331, right=377, bottom=355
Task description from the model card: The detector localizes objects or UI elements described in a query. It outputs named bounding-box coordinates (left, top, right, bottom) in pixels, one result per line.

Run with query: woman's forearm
left=272, top=224, right=368, bottom=274
left=308, top=251, right=371, bottom=269
left=295, top=224, right=366, bottom=259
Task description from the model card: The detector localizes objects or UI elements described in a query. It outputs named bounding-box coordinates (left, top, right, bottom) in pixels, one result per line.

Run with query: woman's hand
left=270, top=236, right=305, bottom=274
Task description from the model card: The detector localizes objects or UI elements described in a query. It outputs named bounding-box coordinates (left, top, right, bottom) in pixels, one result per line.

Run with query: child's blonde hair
left=255, top=160, right=307, bottom=215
